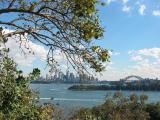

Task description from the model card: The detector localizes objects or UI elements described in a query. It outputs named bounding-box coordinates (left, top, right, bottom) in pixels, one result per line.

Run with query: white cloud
left=131, top=55, right=143, bottom=61
left=122, top=0, right=129, bottom=4
left=105, top=1, right=160, bottom=17
left=130, top=48, right=160, bottom=58
left=100, top=58, right=160, bottom=80
left=135, top=1, right=140, bottom=5
left=127, top=48, right=160, bottom=79
left=128, top=59, right=160, bottom=79
left=128, top=50, right=134, bottom=54
left=107, top=0, right=129, bottom=5
left=1, top=29, right=49, bottom=67
left=121, top=0, right=131, bottom=13
left=113, top=52, right=120, bottom=56
left=99, top=48, right=160, bottom=80
left=99, top=67, right=132, bottom=81
left=122, top=5, right=131, bottom=12
left=0, top=28, right=70, bottom=68
left=109, top=51, right=120, bottom=56
left=139, top=4, right=146, bottom=15
left=5, top=38, right=47, bottom=67
left=107, top=0, right=116, bottom=5
left=153, top=10, right=160, bottom=16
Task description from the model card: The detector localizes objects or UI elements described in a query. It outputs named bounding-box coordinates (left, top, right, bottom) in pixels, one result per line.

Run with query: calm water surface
left=30, top=84, right=160, bottom=110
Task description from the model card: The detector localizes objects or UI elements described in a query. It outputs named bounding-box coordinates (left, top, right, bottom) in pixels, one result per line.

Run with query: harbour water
left=31, top=84, right=160, bottom=110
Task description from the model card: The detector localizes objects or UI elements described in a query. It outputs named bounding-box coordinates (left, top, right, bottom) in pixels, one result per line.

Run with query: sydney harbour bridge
left=120, top=75, right=144, bottom=82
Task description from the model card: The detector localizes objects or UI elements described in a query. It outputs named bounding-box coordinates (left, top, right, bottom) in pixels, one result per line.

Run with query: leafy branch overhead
left=0, top=0, right=110, bottom=72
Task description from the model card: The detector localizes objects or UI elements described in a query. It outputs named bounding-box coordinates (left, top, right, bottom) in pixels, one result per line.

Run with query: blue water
left=30, top=84, right=160, bottom=110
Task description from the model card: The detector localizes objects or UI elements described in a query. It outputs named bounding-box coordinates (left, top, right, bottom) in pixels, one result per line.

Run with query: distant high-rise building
left=66, top=70, right=70, bottom=81
left=46, top=74, right=51, bottom=80
left=70, top=73, right=75, bottom=82
left=58, top=71, right=63, bottom=80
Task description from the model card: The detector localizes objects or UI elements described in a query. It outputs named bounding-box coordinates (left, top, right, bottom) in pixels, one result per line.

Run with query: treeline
left=69, top=93, right=160, bottom=120
left=68, top=83, right=160, bottom=91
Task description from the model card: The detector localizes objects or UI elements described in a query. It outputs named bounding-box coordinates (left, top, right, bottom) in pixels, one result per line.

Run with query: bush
left=69, top=93, right=151, bottom=120
left=146, top=102, right=160, bottom=120
left=0, top=52, right=55, bottom=119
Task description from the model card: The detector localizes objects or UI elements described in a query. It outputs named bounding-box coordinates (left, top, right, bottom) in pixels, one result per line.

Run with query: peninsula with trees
left=69, top=78, right=160, bottom=91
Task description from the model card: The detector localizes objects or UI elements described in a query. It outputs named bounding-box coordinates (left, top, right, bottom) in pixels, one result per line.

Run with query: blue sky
left=99, top=0, right=160, bottom=51
left=2, top=0, right=160, bottom=80
left=95, top=0, right=160, bottom=80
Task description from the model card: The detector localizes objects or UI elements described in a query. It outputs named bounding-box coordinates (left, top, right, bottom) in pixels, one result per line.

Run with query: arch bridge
left=121, top=75, right=144, bottom=82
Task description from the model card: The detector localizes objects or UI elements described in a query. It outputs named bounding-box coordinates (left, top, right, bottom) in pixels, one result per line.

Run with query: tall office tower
left=70, top=73, right=75, bottom=82
left=66, top=70, right=70, bottom=82
left=46, top=74, right=50, bottom=80
left=58, top=71, right=63, bottom=80
left=75, top=76, right=80, bottom=83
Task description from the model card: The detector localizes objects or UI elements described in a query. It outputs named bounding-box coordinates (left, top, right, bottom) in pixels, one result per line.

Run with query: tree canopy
left=0, top=46, right=55, bottom=120
left=0, top=32, right=66, bottom=119
left=0, top=0, right=110, bottom=73
left=70, top=93, right=151, bottom=120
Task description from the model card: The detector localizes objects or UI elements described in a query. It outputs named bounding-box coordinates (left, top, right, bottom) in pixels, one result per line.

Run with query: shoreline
left=68, top=84, right=160, bottom=91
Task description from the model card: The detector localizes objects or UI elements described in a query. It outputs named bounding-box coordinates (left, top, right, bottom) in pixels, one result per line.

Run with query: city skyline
left=36, top=70, right=98, bottom=83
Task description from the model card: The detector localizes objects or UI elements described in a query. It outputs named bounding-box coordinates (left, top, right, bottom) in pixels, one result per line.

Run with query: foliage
left=146, top=102, right=160, bottom=120
left=0, top=0, right=110, bottom=73
left=68, top=82, right=160, bottom=91
left=69, top=93, right=153, bottom=120
left=29, top=68, right=41, bottom=80
left=0, top=56, right=55, bottom=119
left=0, top=34, right=57, bottom=119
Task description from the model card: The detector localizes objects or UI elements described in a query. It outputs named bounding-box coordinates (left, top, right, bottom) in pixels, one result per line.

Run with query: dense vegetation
left=0, top=30, right=62, bottom=119
left=0, top=55, right=56, bottom=119
left=70, top=92, right=160, bottom=120
left=68, top=82, right=160, bottom=91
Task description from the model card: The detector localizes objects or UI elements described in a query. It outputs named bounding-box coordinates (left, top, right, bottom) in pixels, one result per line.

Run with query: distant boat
left=50, top=97, right=54, bottom=100
left=56, top=103, right=60, bottom=106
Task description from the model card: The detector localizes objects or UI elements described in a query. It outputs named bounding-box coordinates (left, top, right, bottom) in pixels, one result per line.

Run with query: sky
left=2, top=0, right=160, bottom=80
left=96, top=0, right=160, bottom=80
